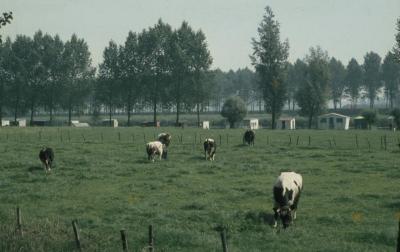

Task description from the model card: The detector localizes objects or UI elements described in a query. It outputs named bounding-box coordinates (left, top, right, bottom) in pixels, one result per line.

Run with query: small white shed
left=14, top=119, right=26, bottom=127
left=202, top=121, right=210, bottom=129
left=278, top=117, right=296, bottom=130
left=1, top=120, right=10, bottom=126
left=243, top=118, right=259, bottom=130
left=71, top=120, right=90, bottom=127
left=102, top=119, right=118, bottom=128
left=318, top=113, right=350, bottom=130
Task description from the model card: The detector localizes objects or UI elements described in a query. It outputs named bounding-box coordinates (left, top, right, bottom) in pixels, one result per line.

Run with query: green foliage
left=394, top=18, right=400, bottom=61
left=328, top=57, right=346, bottom=109
left=382, top=51, right=400, bottom=108
left=296, top=46, right=330, bottom=128
left=0, top=128, right=399, bottom=251
left=0, top=11, right=13, bottom=44
left=221, top=96, right=247, bottom=128
left=251, top=6, right=289, bottom=129
left=361, top=110, right=377, bottom=129
left=345, top=58, right=363, bottom=108
left=363, top=52, right=382, bottom=109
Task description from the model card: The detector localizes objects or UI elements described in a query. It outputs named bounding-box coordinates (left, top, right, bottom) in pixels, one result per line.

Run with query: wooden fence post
left=132, top=134, right=135, bottom=143
left=384, top=134, right=387, bottom=151
left=397, top=219, right=400, bottom=252
left=220, top=229, right=228, bottom=252
left=81, top=134, right=86, bottom=142
left=120, top=229, right=128, bottom=251
left=101, top=133, right=104, bottom=143
left=296, top=136, right=300, bottom=146
left=118, top=132, right=121, bottom=141
left=68, top=131, right=71, bottom=142
left=16, top=207, right=22, bottom=236
left=289, top=135, right=292, bottom=145
left=219, top=135, right=222, bottom=145
left=149, top=225, right=154, bottom=252
left=72, top=220, right=81, bottom=250
left=267, top=136, right=269, bottom=145
left=332, top=137, right=336, bottom=147
left=308, top=136, right=311, bottom=146
left=226, top=134, right=229, bottom=145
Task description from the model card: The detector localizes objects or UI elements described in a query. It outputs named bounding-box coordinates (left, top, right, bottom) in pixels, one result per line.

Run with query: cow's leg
left=273, top=208, right=279, bottom=228
left=291, top=192, right=301, bottom=220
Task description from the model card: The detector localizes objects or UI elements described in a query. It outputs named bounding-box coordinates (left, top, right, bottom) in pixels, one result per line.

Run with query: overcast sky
left=2, top=0, right=399, bottom=71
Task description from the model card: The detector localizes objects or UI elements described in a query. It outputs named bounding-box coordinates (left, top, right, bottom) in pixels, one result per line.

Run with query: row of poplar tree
left=0, top=19, right=212, bottom=126
left=1, top=7, right=399, bottom=128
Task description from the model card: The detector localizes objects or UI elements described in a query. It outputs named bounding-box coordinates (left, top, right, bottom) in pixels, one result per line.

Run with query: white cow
left=146, top=141, right=166, bottom=162
left=272, top=171, right=303, bottom=228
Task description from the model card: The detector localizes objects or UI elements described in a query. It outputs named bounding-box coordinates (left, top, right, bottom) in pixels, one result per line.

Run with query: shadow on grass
left=28, top=166, right=43, bottom=172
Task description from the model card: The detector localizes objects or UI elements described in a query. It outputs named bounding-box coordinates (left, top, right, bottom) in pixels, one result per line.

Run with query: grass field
left=0, top=127, right=399, bottom=251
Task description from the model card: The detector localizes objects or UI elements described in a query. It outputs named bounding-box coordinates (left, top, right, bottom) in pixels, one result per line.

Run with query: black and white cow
left=243, top=129, right=255, bottom=146
left=204, top=138, right=216, bottom=161
left=39, top=147, right=54, bottom=172
left=146, top=141, right=166, bottom=162
left=272, top=172, right=303, bottom=228
left=157, top=133, right=171, bottom=159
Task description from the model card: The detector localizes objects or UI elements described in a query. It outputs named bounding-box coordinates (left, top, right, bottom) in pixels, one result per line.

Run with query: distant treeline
left=0, top=14, right=399, bottom=127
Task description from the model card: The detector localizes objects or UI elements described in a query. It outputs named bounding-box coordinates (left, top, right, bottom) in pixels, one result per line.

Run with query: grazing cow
left=203, top=138, right=216, bottom=161
left=158, top=133, right=172, bottom=147
left=158, top=133, right=171, bottom=159
left=146, top=141, right=166, bottom=162
left=243, top=129, right=255, bottom=146
left=272, top=172, right=303, bottom=229
left=39, top=147, right=54, bottom=172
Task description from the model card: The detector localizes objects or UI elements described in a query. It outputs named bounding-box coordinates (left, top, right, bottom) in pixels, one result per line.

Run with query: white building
left=278, top=117, right=296, bottom=130
left=202, top=121, right=210, bottom=129
left=1, top=120, right=10, bottom=127
left=71, top=120, right=90, bottom=127
left=102, top=119, right=118, bottom=127
left=243, top=118, right=259, bottom=130
left=318, top=113, right=350, bottom=130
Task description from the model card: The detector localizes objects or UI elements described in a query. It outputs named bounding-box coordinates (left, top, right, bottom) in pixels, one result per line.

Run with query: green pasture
left=0, top=127, right=399, bottom=251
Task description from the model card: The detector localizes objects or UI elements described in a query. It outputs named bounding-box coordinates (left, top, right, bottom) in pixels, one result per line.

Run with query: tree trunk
left=176, top=100, right=180, bottom=126
left=14, top=96, right=19, bottom=123
left=30, top=101, right=35, bottom=126
left=271, top=109, right=276, bottom=129
left=68, top=106, right=72, bottom=126
left=333, top=100, right=337, bottom=110
left=127, top=102, right=132, bottom=127
left=197, top=103, right=200, bottom=127
left=308, top=115, right=313, bottom=129
left=109, top=101, right=112, bottom=127
left=153, top=96, right=157, bottom=127
left=229, top=120, right=234, bottom=128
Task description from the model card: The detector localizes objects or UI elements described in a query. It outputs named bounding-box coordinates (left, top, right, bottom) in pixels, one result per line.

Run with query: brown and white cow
left=204, top=138, right=216, bottom=161
left=272, top=171, right=303, bottom=229
left=146, top=141, right=166, bottom=162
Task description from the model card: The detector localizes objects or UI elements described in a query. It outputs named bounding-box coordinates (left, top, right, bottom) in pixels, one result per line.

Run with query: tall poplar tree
left=251, top=6, right=289, bottom=129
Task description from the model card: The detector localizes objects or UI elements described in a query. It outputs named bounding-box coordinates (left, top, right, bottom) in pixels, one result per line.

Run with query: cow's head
left=277, top=206, right=292, bottom=228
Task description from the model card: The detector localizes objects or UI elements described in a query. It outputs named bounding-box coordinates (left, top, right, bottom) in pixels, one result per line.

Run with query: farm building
left=1, top=120, right=10, bottom=127
left=278, top=117, right=296, bottom=130
left=102, top=119, right=118, bottom=128
left=353, top=116, right=368, bottom=129
left=71, top=120, right=90, bottom=127
left=10, top=119, right=26, bottom=127
left=243, top=118, right=259, bottom=130
left=202, top=121, right=210, bottom=129
left=318, top=113, right=350, bottom=130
